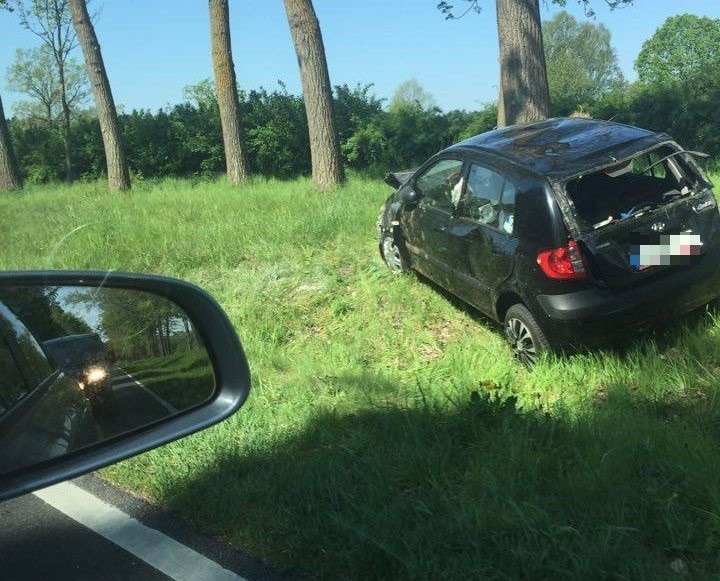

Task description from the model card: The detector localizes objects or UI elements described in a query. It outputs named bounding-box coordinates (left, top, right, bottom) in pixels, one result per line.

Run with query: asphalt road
left=0, top=371, right=286, bottom=581
left=0, top=474, right=286, bottom=581
left=92, top=367, right=177, bottom=438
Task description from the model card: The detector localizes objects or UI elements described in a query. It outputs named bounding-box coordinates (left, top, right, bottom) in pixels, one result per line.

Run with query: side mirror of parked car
left=402, top=188, right=420, bottom=206
left=0, top=271, right=250, bottom=502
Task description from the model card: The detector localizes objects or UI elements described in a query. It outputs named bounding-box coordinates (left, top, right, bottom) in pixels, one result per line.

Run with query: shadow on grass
left=158, top=367, right=720, bottom=580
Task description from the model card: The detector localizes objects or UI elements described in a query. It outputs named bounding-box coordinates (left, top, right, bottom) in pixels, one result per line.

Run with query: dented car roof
left=446, top=117, right=670, bottom=180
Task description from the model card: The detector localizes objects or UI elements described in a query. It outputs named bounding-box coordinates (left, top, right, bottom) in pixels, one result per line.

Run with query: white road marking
left=34, top=482, right=245, bottom=581
left=113, top=369, right=177, bottom=414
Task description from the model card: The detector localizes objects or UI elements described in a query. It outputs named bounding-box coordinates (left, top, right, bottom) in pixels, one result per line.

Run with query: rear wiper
left=619, top=204, right=657, bottom=220
left=642, top=149, right=710, bottom=175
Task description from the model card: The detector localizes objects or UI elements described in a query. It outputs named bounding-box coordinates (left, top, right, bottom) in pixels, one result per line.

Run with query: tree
left=495, top=0, right=550, bottom=126
left=543, top=11, right=622, bottom=115
left=388, top=79, right=438, bottom=112
left=68, top=0, right=130, bottom=190
left=636, top=14, right=720, bottom=86
left=283, top=0, right=344, bottom=188
left=0, top=93, right=23, bottom=191
left=11, top=0, right=88, bottom=182
left=7, top=46, right=88, bottom=127
left=208, top=0, right=249, bottom=184
left=438, top=0, right=634, bottom=126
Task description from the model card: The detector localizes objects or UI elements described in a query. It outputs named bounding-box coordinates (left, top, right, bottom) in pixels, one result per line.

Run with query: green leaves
left=636, top=14, right=720, bottom=86
left=543, top=10, right=623, bottom=115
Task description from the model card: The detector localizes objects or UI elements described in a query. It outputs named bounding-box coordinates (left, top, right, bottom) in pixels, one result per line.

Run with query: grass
left=125, top=350, right=214, bottom=411
left=3, top=175, right=720, bottom=578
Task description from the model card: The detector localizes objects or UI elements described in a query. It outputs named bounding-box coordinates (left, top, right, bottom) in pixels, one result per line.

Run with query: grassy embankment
left=3, top=176, right=720, bottom=579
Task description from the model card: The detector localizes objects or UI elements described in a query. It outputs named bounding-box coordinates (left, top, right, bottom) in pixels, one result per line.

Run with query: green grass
left=125, top=350, right=214, bottom=411
left=4, top=175, right=720, bottom=579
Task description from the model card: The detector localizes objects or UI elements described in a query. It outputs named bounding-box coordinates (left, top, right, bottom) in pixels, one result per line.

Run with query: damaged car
left=377, top=117, right=720, bottom=365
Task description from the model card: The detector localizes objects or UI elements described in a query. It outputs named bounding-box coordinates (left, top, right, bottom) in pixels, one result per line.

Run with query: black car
left=0, top=300, right=100, bottom=474
left=377, top=117, right=720, bottom=364
left=42, top=332, right=115, bottom=411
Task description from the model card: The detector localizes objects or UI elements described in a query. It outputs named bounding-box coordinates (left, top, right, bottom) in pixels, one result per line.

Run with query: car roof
left=445, top=117, right=670, bottom=180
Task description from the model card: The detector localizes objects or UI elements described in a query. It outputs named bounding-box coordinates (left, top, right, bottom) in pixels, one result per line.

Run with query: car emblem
left=650, top=221, right=667, bottom=233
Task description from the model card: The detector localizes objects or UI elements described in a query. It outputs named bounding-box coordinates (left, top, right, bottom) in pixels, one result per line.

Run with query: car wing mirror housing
left=401, top=188, right=420, bottom=207
left=0, top=271, right=250, bottom=502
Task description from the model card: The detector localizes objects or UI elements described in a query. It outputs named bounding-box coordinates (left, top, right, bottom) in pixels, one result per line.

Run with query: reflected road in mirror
left=0, top=285, right=215, bottom=475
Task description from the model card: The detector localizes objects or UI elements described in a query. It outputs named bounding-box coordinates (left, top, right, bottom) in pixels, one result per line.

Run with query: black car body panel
left=450, top=118, right=669, bottom=180
left=378, top=117, right=720, bottom=351
left=0, top=301, right=99, bottom=474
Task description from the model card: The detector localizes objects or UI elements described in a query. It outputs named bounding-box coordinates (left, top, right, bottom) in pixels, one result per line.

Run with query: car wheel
left=504, top=304, right=549, bottom=367
left=380, top=234, right=410, bottom=274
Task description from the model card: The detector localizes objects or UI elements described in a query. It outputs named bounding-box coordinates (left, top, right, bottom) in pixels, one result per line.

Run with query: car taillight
left=537, top=239, right=588, bottom=280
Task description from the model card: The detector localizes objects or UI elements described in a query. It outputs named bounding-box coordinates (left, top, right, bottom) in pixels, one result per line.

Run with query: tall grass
left=3, top=176, right=720, bottom=579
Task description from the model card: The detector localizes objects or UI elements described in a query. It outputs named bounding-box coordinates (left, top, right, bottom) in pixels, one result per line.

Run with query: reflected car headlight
left=85, top=366, right=108, bottom=384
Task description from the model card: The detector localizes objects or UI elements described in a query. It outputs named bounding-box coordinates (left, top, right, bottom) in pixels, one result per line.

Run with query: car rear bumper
left=534, top=250, right=720, bottom=347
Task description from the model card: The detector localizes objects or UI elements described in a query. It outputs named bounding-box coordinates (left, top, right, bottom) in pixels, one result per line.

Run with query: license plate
left=629, top=233, right=703, bottom=269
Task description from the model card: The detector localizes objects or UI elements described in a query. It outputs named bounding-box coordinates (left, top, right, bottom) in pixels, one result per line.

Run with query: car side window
left=460, top=163, right=517, bottom=234
left=498, top=179, right=517, bottom=234
left=414, top=158, right=464, bottom=212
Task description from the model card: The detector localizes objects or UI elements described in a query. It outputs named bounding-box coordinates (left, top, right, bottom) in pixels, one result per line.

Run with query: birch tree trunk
left=284, top=0, right=344, bottom=189
left=209, top=0, right=249, bottom=184
left=68, top=0, right=130, bottom=190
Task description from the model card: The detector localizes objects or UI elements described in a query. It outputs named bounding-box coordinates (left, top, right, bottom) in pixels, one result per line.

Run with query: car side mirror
left=402, top=188, right=420, bottom=206
left=0, top=271, right=250, bottom=502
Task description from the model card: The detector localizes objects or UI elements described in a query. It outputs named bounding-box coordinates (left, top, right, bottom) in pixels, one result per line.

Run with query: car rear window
left=564, top=145, right=695, bottom=230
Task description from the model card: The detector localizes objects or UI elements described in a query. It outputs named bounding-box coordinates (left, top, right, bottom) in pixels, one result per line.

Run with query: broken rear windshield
left=564, top=145, right=707, bottom=230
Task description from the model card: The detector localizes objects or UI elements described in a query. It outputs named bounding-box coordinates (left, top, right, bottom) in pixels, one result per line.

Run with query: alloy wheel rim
left=382, top=238, right=403, bottom=272
left=505, top=317, right=537, bottom=366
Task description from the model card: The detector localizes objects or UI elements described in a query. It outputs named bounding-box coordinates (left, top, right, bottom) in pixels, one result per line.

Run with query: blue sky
left=2, top=0, right=720, bottom=115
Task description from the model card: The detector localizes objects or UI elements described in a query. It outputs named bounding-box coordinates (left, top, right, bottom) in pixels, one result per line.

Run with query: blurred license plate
left=629, top=233, right=703, bottom=270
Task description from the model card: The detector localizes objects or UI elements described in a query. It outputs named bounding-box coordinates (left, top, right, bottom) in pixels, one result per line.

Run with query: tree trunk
left=0, top=94, right=23, bottom=191
left=495, top=0, right=551, bottom=126
left=58, top=62, right=74, bottom=182
left=209, top=0, right=249, bottom=185
left=68, top=0, right=130, bottom=191
left=497, top=69, right=506, bottom=128
left=284, top=0, right=344, bottom=189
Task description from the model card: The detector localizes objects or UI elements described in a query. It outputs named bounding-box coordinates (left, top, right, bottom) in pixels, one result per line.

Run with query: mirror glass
left=0, top=285, right=215, bottom=475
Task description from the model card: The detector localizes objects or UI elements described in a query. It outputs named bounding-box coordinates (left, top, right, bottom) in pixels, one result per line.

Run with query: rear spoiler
left=384, top=168, right=417, bottom=189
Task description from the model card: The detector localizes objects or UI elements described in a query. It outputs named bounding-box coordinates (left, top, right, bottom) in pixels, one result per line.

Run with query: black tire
left=503, top=304, right=550, bottom=367
left=380, top=233, right=410, bottom=274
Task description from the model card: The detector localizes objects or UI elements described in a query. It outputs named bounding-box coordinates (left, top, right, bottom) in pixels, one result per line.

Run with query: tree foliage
left=543, top=11, right=622, bottom=115
left=635, top=14, right=720, bottom=86
left=389, top=79, right=438, bottom=112
left=438, top=0, right=634, bottom=19
left=7, top=46, right=88, bottom=124
left=10, top=0, right=86, bottom=182
left=7, top=79, right=495, bottom=182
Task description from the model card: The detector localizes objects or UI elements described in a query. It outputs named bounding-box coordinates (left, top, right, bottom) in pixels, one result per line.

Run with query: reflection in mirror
left=0, top=285, right=215, bottom=475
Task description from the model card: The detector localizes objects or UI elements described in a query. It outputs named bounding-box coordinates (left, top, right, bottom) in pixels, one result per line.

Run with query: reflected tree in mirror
left=0, top=286, right=215, bottom=475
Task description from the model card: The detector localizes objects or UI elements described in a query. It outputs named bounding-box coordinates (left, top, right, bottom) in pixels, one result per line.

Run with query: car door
left=0, top=302, right=98, bottom=474
left=401, top=157, right=465, bottom=286
left=445, top=162, right=518, bottom=313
